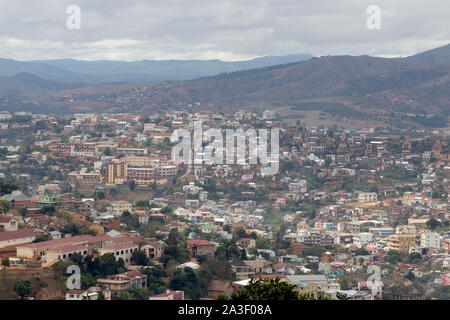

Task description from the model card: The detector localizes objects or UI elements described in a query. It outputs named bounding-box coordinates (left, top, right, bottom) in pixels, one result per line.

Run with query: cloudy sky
left=0, top=0, right=448, bottom=61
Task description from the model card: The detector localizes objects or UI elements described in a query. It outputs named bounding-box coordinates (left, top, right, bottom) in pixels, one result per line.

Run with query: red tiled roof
left=90, top=235, right=113, bottom=242
left=0, top=216, right=13, bottom=223
left=151, top=290, right=182, bottom=297
left=109, top=236, right=138, bottom=244
left=187, top=240, right=214, bottom=247
left=17, top=234, right=96, bottom=249
left=66, top=289, right=86, bottom=294
left=48, top=244, right=88, bottom=253
left=101, top=242, right=138, bottom=250
left=0, top=229, right=35, bottom=242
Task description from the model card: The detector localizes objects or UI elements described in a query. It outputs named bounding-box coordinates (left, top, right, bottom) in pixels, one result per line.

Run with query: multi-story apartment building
left=50, top=143, right=99, bottom=157
left=358, top=192, right=378, bottom=203
left=98, top=242, right=139, bottom=265
left=97, top=270, right=147, bottom=291
left=104, top=156, right=177, bottom=185
left=107, top=201, right=133, bottom=216
left=420, top=231, right=441, bottom=249
left=116, top=148, right=148, bottom=155
left=105, top=161, right=126, bottom=185
left=387, top=234, right=417, bottom=252
left=68, top=171, right=103, bottom=184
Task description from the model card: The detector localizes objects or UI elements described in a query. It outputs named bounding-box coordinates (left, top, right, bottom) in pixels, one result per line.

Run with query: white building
left=358, top=192, right=378, bottom=203
left=289, top=180, right=307, bottom=193
left=353, top=232, right=373, bottom=246
left=420, top=231, right=440, bottom=249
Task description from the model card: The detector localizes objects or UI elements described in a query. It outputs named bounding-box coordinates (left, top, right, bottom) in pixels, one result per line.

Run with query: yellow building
left=387, top=234, right=417, bottom=252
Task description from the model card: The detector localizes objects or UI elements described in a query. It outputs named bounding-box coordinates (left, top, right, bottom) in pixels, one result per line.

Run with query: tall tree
left=14, top=280, right=32, bottom=299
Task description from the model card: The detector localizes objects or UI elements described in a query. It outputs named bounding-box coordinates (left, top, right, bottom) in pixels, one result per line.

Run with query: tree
left=426, top=218, right=441, bottom=230
left=142, top=267, right=167, bottom=295
left=249, top=232, right=257, bottom=239
left=160, top=206, right=172, bottom=214
left=132, top=250, right=149, bottom=266
left=386, top=250, right=403, bottom=264
left=167, top=228, right=183, bottom=246
left=130, top=287, right=149, bottom=300
left=104, top=147, right=111, bottom=156
left=129, top=180, right=136, bottom=191
left=233, top=227, right=247, bottom=240
left=169, top=268, right=203, bottom=299
left=14, top=280, right=32, bottom=299
left=240, top=248, right=247, bottom=261
left=222, top=278, right=348, bottom=300
left=97, top=292, right=106, bottom=300
left=305, top=262, right=319, bottom=273
left=94, top=190, right=105, bottom=200
left=216, top=240, right=240, bottom=261
left=116, top=291, right=133, bottom=300
left=159, top=244, right=189, bottom=267
left=227, top=278, right=301, bottom=300
left=136, top=200, right=150, bottom=208
left=88, top=253, right=126, bottom=277
left=1, top=257, right=10, bottom=266
left=120, top=210, right=139, bottom=229
left=407, top=252, right=422, bottom=264
left=426, top=286, right=450, bottom=300
left=109, top=188, right=118, bottom=197
left=405, top=271, right=415, bottom=281
left=353, top=248, right=370, bottom=256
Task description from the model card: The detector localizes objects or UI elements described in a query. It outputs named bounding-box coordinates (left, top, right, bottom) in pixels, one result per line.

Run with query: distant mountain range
left=403, top=43, right=450, bottom=65
left=0, top=44, right=448, bottom=128
left=0, top=72, right=84, bottom=94
left=0, top=54, right=314, bottom=84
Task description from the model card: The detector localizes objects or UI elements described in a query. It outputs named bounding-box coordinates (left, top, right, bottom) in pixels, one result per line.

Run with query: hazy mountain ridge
left=0, top=72, right=86, bottom=94
left=0, top=44, right=448, bottom=128
left=403, top=44, right=450, bottom=65
left=0, top=54, right=314, bottom=83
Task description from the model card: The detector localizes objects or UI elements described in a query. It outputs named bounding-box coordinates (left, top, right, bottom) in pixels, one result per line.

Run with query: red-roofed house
left=237, top=238, right=256, bottom=249
left=141, top=241, right=165, bottom=259
left=187, top=239, right=215, bottom=257
left=16, top=234, right=97, bottom=259
left=0, top=215, right=19, bottom=231
left=97, top=270, right=147, bottom=291
left=0, top=229, right=35, bottom=249
left=149, top=289, right=184, bottom=300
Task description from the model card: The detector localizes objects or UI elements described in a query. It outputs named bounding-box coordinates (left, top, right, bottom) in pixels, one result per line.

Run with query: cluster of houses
left=0, top=110, right=448, bottom=300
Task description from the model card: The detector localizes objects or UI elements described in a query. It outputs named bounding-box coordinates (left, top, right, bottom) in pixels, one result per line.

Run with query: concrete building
left=358, top=192, right=378, bottom=203
left=0, top=229, right=35, bottom=249
left=420, top=231, right=440, bottom=249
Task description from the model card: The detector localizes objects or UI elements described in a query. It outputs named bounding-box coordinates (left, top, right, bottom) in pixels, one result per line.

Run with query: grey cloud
left=0, top=0, right=447, bottom=61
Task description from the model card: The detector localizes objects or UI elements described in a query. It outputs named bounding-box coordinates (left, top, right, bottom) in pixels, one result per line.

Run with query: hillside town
left=0, top=109, right=448, bottom=300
